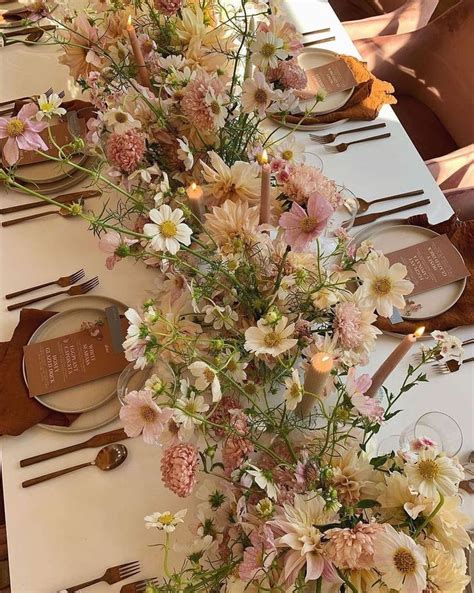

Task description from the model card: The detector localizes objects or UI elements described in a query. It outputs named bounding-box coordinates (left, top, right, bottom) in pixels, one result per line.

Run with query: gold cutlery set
left=302, top=27, right=335, bottom=47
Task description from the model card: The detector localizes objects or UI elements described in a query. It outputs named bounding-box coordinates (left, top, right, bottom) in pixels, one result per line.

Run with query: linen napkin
left=272, top=55, right=396, bottom=125
left=375, top=214, right=474, bottom=334
left=0, top=309, right=79, bottom=436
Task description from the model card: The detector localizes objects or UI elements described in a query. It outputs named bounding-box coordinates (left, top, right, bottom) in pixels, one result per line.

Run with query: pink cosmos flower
left=239, top=526, right=277, bottom=582
left=120, top=389, right=174, bottom=444
left=106, top=130, right=145, bottom=174
left=326, top=522, right=382, bottom=570
left=345, top=367, right=384, bottom=423
left=161, top=443, right=199, bottom=497
left=279, top=193, right=334, bottom=251
left=0, top=103, right=47, bottom=166
left=98, top=231, right=138, bottom=269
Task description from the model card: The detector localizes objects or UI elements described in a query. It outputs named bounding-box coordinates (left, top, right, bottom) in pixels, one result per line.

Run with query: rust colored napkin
left=0, top=309, right=79, bottom=436
left=375, top=215, right=474, bottom=335
left=273, top=55, right=396, bottom=125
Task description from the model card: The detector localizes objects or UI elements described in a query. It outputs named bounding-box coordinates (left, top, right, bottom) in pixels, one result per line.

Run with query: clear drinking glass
left=377, top=434, right=402, bottom=456
left=324, top=187, right=359, bottom=237
left=117, top=361, right=175, bottom=405
left=399, top=411, right=463, bottom=457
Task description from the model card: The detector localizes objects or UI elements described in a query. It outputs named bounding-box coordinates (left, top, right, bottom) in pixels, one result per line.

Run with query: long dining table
left=0, top=0, right=473, bottom=591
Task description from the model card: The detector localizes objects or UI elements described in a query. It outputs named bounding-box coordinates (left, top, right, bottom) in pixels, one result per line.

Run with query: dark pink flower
left=106, top=129, right=145, bottom=174
left=161, top=443, right=199, bottom=497
left=279, top=193, right=334, bottom=251
left=153, top=0, right=183, bottom=15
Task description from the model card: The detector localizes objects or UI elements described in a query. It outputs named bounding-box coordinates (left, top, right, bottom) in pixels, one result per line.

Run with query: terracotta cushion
left=393, top=95, right=458, bottom=160
left=329, top=0, right=377, bottom=21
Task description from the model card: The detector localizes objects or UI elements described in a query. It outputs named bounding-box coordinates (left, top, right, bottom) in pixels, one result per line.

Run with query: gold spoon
left=22, top=444, right=128, bottom=488
left=356, top=189, right=425, bottom=214
left=2, top=206, right=73, bottom=226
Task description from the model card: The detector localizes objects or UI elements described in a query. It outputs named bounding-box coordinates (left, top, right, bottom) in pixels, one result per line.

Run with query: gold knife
left=0, top=190, right=102, bottom=215
left=353, top=198, right=430, bottom=227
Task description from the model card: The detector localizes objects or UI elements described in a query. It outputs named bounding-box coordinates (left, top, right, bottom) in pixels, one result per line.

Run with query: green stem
left=413, top=491, right=444, bottom=538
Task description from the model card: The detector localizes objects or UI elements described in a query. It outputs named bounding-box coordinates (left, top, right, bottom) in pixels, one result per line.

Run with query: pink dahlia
left=326, top=523, right=382, bottom=570
left=120, top=389, right=174, bottom=444
left=0, top=103, right=47, bottom=166
left=333, top=301, right=365, bottom=350
left=345, top=367, right=384, bottom=423
left=153, top=0, right=183, bottom=15
left=277, top=59, right=308, bottom=90
left=106, top=129, right=145, bottom=174
left=161, top=443, right=199, bottom=497
left=283, top=163, right=341, bottom=208
left=279, top=193, right=334, bottom=251
left=181, top=75, right=225, bottom=131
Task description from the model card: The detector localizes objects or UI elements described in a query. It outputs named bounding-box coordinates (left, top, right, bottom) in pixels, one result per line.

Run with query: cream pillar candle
left=127, top=16, right=151, bottom=89
left=297, top=352, right=334, bottom=417
left=186, top=182, right=205, bottom=223
left=366, top=326, right=425, bottom=397
left=259, top=149, right=271, bottom=225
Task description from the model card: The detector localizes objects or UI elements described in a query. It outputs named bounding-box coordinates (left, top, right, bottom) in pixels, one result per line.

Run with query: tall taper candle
left=297, top=352, right=333, bottom=418
left=127, top=15, right=151, bottom=89
left=186, top=182, right=205, bottom=223
left=259, top=149, right=271, bottom=225
left=366, top=326, right=425, bottom=397
left=243, top=16, right=255, bottom=80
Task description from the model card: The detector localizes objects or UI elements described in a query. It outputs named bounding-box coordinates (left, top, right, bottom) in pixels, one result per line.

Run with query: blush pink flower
left=222, top=410, right=253, bottom=475
left=326, top=522, right=382, bottom=570
left=58, top=14, right=102, bottom=79
left=106, top=130, right=145, bottom=174
left=208, top=395, right=242, bottom=438
left=279, top=193, right=333, bottom=251
left=345, top=367, right=384, bottom=423
left=181, top=75, right=225, bottom=131
left=269, top=59, right=307, bottom=90
left=153, top=0, right=183, bottom=15
left=239, top=526, right=277, bottom=582
left=0, top=103, right=47, bottom=166
left=120, top=389, right=174, bottom=444
left=161, top=443, right=199, bottom=497
left=99, top=231, right=138, bottom=269
left=283, top=163, right=341, bottom=208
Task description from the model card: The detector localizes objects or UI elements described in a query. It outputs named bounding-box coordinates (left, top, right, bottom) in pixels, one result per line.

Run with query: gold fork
left=7, top=277, right=99, bottom=311
left=432, top=356, right=474, bottom=375
left=310, top=123, right=386, bottom=144
left=60, top=561, right=140, bottom=592
left=325, top=132, right=391, bottom=153
left=120, top=577, right=159, bottom=593
left=5, top=269, right=85, bottom=300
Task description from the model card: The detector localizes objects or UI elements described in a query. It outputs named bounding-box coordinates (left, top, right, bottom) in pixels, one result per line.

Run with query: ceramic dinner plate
left=14, top=153, right=89, bottom=184
left=351, top=219, right=466, bottom=321
left=23, top=295, right=128, bottom=432
left=17, top=156, right=96, bottom=195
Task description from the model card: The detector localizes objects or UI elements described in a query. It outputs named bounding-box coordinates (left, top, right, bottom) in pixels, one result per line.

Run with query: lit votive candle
left=186, top=182, right=205, bottom=223
left=126, top=15, right=151, bottom=89
left=366, top=326, right=425, bottom=398
left=259, top=149, right=271, bottom=225
left=297, top=352, right=334, bottom=418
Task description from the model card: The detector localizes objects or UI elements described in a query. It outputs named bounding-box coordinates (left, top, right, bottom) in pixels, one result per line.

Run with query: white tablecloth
left=0, top=1, right=473, bottom=591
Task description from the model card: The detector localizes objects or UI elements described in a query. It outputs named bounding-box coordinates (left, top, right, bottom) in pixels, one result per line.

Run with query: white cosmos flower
left=144, top=509, right=187, bottom=532
left=356, top=254, right=414, bottom=317
left=405, top=448, right=464, bottom=498
left=241, top=70, right=275, bottom=117
left=373, top=524, right=427, bottom=593
left=250, top=31, right=288, bottom=70
left=431, top=330, right=464, bottom=362
left=176, top=136, right=194, bottom=171
left=204, top=87, right=228, bottom=129
left=36, top=92, right=66, bottom=120
left=153, top=172, right=171, bottom=206
left=244, top=316, right=297, bottom=357
left=223, top=351, right=247, bottom=383
left=274, top=136, right=306, bottom=164
left=203, top=303, right=238, bottom=330
left=188, top=361, right=222, bottom=402
left=143, top=205, right=192, bottom=255
left=283, top=369, right=303, bottom=410
left=174, top=391, right=210, bottom=431
left=103, top=107, right=141, bottom=134
left=246, top=465, right=278, bottom=499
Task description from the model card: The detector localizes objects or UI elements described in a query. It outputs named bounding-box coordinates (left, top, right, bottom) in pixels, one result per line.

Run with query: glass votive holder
left=399, top=411, right=463, bottom=457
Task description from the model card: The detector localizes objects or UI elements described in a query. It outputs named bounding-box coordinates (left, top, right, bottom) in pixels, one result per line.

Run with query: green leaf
left=356, top=499, right=381, bottom=509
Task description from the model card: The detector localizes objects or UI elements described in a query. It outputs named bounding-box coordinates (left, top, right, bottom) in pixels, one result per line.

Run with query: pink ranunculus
left=0, top=103, right=48, bottom=166
left=105, top=130, right=146, bottom=174
left=279, top=193, right=334, bottom=251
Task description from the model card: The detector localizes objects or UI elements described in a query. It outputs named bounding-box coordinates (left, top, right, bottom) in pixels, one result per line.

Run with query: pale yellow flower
left=200, top=152, right=261, bottom=205
left=424, top=545, right=470, bottom=593
left=244, top=316, right=297, bottom=357
left=405, top=449, right=463, bottom=498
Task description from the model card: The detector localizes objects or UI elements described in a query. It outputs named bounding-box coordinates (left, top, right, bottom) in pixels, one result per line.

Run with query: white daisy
left=223, top=351, right=247, bottom=383
left=204, top=88, right=228, bottom=129
left=373, top=524, right=427, bottom=593
left=177, top=136, right=194, bottom=171
left=153, top=172, right=171, bottom=206
left=431, top=330, right=464, bottom=362
left=143, top=205, right=192, bottom=255
left=356, top=254, right=414, bottom=317
left=144, top=509, right=187, bottom=532
left=250, top=31, right=288, bottom=70
left=274, top=136, right=306, bottom=164
left=405, top=448, right=463, bottom=498
left=103, top=107, right=141, bottom=134
left=241, top=70, right=275, bottom=117
left=203, top=303, right=238, bottom=330
left=188, top=361, right=222, bottom=402
left=244, top=316, right=297, bottom=357
left=175, top=387, right=210, bottom=432
left=245, top=465, right=278, bottom=499
left=36, top=92, right=66, bottom=120
left=283, top=369, right=303, bottom=410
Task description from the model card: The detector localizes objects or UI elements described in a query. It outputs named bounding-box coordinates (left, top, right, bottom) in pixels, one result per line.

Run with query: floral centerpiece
left=0, top=0, right=471, bottom=591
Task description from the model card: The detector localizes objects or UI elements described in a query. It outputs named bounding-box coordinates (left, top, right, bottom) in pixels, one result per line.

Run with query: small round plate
left=38, top=397, right=122, bottom=434
left=18, top=156, right=96, bottom=195
left=352, top=220, right=466, bottom=321
left=14, top=153, right=89, bottom=184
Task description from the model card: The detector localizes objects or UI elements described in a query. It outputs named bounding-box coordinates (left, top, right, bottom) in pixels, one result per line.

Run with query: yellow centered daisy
left=158, top=512, right=175, bottom=525
left=417, top=458, right=440, bottom=480
left=393, top=547, right=417, bottom=574
left=300, top=217, right=319, bottom=233
left=281, top=149, right=294, bottom=161
left=373, top=277, right=393, bottom=295
left=140, top=405, right=158, bottom=423
left=39, top=101, right=55, bottom=113
left=289, top=384, right=301, bottom=399
left=6, top=119, right=25, bottom=137
left=203, top=368, right=216, bottom=382
left=160, top=220, right=178, bottom=238
left=264, top=332, right=282, bottom=347
left=261, top=43, right=277, bottom=58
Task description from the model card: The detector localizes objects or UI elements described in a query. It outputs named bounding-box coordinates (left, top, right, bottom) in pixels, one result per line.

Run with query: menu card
left=24, top=315, right=129, bottom=398
left=297, top=59, right=357, bottom=99
left=386, top=234, right=470, bottom=297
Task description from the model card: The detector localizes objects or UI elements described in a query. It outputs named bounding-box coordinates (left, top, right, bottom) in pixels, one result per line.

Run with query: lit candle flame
left=127, top=14, right=133, bottom=30
left=414, top=326, right=425, bottom=338
left=191, top=182, right=197, bottom=191
left=260, top=149, right=268, bottom=165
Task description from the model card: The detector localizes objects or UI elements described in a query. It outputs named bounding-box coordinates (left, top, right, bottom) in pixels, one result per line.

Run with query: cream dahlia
left=244, top=317, right=297, bottom=357
left=200, top=152, right=261, bottom=205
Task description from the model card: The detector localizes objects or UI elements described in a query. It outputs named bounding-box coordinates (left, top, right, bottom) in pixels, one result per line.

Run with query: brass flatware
left=357, top=189, right=425, bottom=214
left=325, top=132, right=391, bottom=153
left=459, top=479, right=474, bottom=494
left=2, top=206, right=72, bottom=226
left=412, top=337, right=474, bottom=364
left=7, top=276, right=99, bottom=311
left=0, top=189, right=102, bottom=215
left=303, top=35, right=336, bottom=47
left=6, top=269, right=85, bottom=299
left=352, top=198, right=430, bottom=227
left=20, top=428, right=130, bottom=467
left=3, top=30, right=44, bottom=47
left=59, top=560, right=140, bottom=593
left=310, top=122, right=386, bottom=144
left=120, top=578, right=159, bottom=593
left=22, top=444, right=128, bottom=488
left=0, top=87, right=52, bottom=108
left=302, top=27, right=331, bottom=36
left=432, top=356, right=474, bottom=375
left=3, top=24, right=56, bottom=38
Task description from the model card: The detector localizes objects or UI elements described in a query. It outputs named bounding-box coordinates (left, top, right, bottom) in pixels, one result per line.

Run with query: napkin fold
left=375, top=214, right=474, bottom=334
left=0, top=309, right=79, bottom=436
left=273, top=55, right=396, bottom=125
